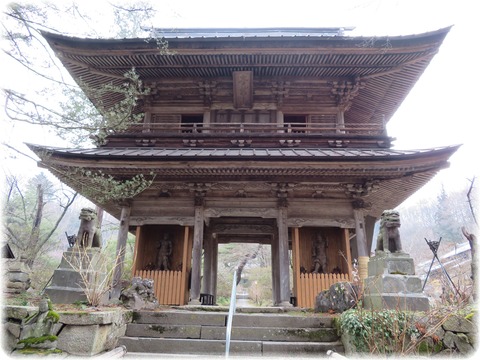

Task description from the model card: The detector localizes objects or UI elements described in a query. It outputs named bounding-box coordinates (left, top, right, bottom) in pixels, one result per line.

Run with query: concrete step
left=118, top=337, right=344, bottom=356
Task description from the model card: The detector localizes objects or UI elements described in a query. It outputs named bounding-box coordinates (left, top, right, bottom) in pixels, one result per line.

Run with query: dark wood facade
left=29, top=27, right=458, bottom=307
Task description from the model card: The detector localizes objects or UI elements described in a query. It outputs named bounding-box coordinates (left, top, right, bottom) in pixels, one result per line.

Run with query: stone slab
left=132, top=310, right=226, bottom=326
left=3, top=260, right=31, bottom=272
left=125, top=324, right=201, bottom=339
left=364, top=274, right=423, bottom=294
left=201, top=326, right=338, bottom=342
left=3, top=306, right=37, bottom=320
left=60, top=248, right=106, bottom=269
left=368, top=253, right=415, bottom=276
left=363, top=293, right=430, bottom=312
left=44, top=286, right=88, bottom=304
left=442, top=315, right=475, bottom=333
left=49, top=268, right=86, bottom=288
left=56, top=323, right=112, bottom=356
left=262, top=340, right=345, bottom=355
left=58, top=309, right=128, bottom=325
left=117, top=337, right=262, bottom=355
left=232, top=313, right=333, bottom=328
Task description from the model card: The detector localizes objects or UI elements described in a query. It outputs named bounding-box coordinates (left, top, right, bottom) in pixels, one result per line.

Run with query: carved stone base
left=363, top=293, right=430, bottom=312
left=363, top=252, right=430, bottom=312
left=367, top=251, right=415, bottom=276
left=45, top=248, right=108, bottom=304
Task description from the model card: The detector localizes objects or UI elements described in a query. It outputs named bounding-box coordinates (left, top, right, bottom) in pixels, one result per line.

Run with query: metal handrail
left=225, top=269, right=238, bottom=358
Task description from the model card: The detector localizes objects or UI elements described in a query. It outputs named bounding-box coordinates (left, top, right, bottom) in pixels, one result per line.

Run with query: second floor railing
left=103, top=121, right=391, bottom=148
left=124, top=122, right=385, bottom=136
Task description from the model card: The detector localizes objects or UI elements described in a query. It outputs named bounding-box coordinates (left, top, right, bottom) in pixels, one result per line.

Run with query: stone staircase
left=118, top=307, right=344, bottom=357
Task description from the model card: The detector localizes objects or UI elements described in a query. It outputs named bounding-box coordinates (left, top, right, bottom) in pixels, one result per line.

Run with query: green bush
left=339, top=308, right=419, bottom=354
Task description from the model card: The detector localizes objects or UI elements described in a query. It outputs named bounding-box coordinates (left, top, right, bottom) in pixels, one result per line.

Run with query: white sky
left=1, top=0, right=478, bottom=207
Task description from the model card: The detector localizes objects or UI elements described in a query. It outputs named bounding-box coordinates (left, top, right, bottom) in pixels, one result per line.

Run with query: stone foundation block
left=368, top=253, right=415, bottom=276
left=57, top=324, right=112, bottom=356
left=363, top=293, right=430, bottom=312
left=364, top=274, right=423, bottom=294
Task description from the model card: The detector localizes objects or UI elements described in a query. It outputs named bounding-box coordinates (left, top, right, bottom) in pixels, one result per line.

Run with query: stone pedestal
left=363, top=252, right=430, bottom=312
left=45, top=248, right=108, bottom=304
left=2, top=259, right=31, bottom=294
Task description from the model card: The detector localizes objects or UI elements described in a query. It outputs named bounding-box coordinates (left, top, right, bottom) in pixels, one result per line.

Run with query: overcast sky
left=1, top=0, right=478, bottom=206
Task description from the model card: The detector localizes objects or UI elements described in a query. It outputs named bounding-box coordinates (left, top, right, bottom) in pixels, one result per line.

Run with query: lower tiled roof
left=27, top=144, right=460, bottom=161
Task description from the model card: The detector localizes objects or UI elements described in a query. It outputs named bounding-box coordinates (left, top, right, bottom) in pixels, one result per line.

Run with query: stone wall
left=2, top=305, right=132, bottom=356
left=414, top=312, right=477, bottom=356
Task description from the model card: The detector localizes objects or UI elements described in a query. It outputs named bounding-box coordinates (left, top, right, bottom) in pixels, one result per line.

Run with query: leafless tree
left=3, top=174, right=77, bottom=267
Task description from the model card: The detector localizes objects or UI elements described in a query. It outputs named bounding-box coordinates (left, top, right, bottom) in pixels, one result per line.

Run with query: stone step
left=120, top=309, right=343, bottom=357
left=118, top=337, right=344, bottom=356
left=126, top=323, right=338, bottom=342
left=119, top=337, right=262, bottom=356
left=202, top=326, right=339, bottom=342
left=132, top=310, right=334, bottom=328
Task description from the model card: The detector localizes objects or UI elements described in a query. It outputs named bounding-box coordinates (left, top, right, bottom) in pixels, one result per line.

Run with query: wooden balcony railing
left=124, top=122, right=385, bottom=136
left=103, top=122, right=390, bottom=148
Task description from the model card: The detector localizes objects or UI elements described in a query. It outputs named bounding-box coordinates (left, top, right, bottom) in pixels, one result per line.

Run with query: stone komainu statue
left=376, top=209, right=403, bottom=254
left=76, top=208, right=102, bottom=248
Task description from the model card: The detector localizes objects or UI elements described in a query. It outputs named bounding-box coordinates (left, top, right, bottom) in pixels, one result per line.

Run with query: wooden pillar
left=111, top=204, right=131, bottom=300
left=203, top=110, right=211, bottom=133
left=276, top=110, right=284, bottom=133
left=189, top=201, right=205, bottom=305
left=292, top=228, right=301, bottom=307
left=271, top=234, right=280, bottom=305
left=343, top=228, right=353, bottom=278
left=142, top=111, right=152, bottom=132
left=131, top=226, right=142, bottom=275
left=202, top=232, right=213, bottom=296
left=353, top=207, right=369, bottom=282
left=211, top=237, right=218, bottom=302
left=365, top=215, right=377, bottom=255
left=180, top=226, right=190, bottom=305
left=277, top=202, right=292, bottom=307
left=336, top=108, right=346, bottom=133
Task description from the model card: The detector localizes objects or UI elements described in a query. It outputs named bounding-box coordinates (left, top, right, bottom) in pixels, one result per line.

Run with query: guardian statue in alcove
left=156, top=233, right=173, bottom=270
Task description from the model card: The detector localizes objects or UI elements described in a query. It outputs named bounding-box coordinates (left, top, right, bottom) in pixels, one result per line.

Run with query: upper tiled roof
left=147, top=27, right=354, bottom=39
left=41, top=27, right=451, bottom=129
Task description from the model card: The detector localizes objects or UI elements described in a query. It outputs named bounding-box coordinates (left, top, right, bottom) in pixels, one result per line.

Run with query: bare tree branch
left=3, top=143, right=38, bottom=162
left=466, top=176, right=477, bottom=225
left=42, top=192, right=78, bottom=247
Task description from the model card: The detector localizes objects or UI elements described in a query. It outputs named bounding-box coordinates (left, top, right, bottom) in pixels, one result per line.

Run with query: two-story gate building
left=29, top=27, right=458, bottom=308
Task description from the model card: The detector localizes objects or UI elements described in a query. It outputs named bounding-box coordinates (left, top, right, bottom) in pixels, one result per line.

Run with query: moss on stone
left=46, top=310, right=60, bottom=323
left=331, top=316, right=341, bottom=335
left=149, top=325, right=167, bottom=333
left=283, top=328, right=333, bottom=341
left=18, top=335, right=58, bottom=346
left=17, top=348, right=63, bottom=355
left=132, top=311, right=141, bottom=322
